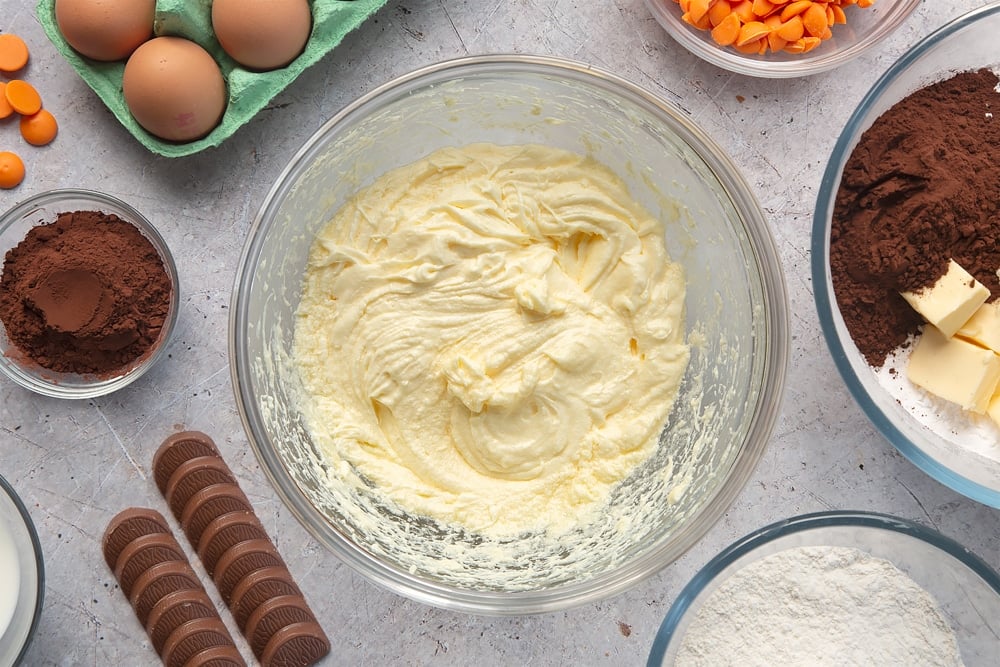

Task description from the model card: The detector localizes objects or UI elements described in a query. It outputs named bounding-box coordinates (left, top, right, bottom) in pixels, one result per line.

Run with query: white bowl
left=0, top=473, right=44, bottom=665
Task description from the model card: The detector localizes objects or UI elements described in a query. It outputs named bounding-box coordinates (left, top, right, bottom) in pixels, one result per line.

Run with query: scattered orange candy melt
left=0, top=34, right=30, bottom=72
left=0, top=151, right=25, bottom=189
left=5, top=80, right=42, bottom=115
left=0, top=34, right=59, bottom=188
left=20, top=109, right=58, bottom=146
left=0, top=82, right=13, bottom=119
left=674, top=0, right=874, bottom=55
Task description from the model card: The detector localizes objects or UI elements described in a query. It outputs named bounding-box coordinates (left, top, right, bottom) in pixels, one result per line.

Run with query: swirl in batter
left=294, top=143, right=689, bottom=536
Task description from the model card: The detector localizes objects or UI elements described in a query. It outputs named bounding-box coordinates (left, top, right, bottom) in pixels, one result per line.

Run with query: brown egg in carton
left=153, top=431, right=331, bottom=666
left=102, top=508, right=245, bottom=667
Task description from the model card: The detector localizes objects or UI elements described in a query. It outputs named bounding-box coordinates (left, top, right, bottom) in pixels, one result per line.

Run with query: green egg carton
left=36, top=0, right=388, bottom=158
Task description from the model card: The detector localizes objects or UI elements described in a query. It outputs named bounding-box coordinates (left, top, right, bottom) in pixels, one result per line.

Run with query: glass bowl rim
left=230, top=53, right=790, bottom=615
left=811, top=2, right=1000, bottom=507
left=0, top=187, right=180, bottom=400
left=647, top=509, right=1000, bottom=666
left=642, top=0, right=922, bottom=78
left=0, top=471, right=45, bottom=665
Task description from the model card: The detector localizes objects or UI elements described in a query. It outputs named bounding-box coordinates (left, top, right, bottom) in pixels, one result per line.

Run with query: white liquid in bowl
left=0, top=516, right=21, bottom=640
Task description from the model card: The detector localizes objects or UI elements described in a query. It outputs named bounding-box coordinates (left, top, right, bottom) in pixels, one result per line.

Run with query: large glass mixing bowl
left=813, top=3, right=1000, bottom=506
left=231, top=55, right=788, bottom=614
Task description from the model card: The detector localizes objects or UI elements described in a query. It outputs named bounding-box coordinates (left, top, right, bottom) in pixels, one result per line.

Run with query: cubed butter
left=957, top=301, right=1000, bottom=353
left=900, top=259, right=989, bottom=337
left=908, top=325, right=1000, bottom=413
left=987, top=391, right=1000, bottom=427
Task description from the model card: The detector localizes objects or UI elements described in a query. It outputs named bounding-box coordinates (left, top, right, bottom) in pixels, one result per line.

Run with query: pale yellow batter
left=293, top=143, right=689, bottom=537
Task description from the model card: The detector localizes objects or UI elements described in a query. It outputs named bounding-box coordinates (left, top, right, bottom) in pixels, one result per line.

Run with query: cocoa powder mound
left=0, top=210, right=173, bottom=375
left=830, top=69, right=1000, bottom=367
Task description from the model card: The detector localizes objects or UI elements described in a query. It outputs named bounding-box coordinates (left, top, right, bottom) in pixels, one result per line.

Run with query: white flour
left=675, top=545, right=964, bottom=666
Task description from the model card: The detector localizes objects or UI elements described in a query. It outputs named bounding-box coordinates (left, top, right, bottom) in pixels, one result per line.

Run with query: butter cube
left=900, top=259, right=989, bottom=337
left=957, top=301, right=1000, bottom=353
left=908, top=325, right=1000, bottom=413
left=987, top=391, right=1000, bottom=427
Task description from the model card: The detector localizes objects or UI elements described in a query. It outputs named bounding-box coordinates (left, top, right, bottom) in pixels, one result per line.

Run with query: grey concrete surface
left=2, top=0, right=999, bottom=665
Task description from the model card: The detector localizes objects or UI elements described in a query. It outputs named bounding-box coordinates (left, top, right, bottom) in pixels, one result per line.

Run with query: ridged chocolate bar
left=152, top=431, right=330, bottom=665
left=102, top=507, right=245, bottom=666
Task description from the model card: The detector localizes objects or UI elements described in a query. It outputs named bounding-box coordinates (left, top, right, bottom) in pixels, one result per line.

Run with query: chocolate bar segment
left=114, top=532, right=187, bottom=598
left=146, top=588, right=219, bottom=655
left=129, top=560, right=202, bottom=626
left=229, top=565, right=301, bottom=631
left=244, top=594, right=315, bottom=660
left=213, top=539, right=285, bottom=604
left=259, top=621, right=331, bottom=667
left=166, top=455, right=237, bottom=518
left=196, top=511, right=270, bottom=576
left=161, top=616, right=243, bottom=667
left=181, top=644, right=246, bottom=667
left=153, top=431, right=223, bottom=493
left=102, top=507, right=170, bottom=570
left=180, top=483, right=254, bottom=547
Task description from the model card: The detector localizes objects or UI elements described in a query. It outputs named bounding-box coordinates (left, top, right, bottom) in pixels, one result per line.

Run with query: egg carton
left=36, top=0, right=388, bottom=158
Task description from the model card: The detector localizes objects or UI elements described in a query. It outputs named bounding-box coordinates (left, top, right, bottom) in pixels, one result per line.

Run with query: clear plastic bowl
left=643, top=0, right=920, bottom=78
left=0, top=189, right=179, bottom=399
left=231, top=54, right=789, bottom=614
left=0, top=473, right=44, bottom=666
left=812, top=3, right=1000, bottom=505
left=648, top=511, right=1000, bottom=666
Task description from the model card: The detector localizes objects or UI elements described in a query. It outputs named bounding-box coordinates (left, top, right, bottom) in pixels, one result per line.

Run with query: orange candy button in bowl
left=676, top=0, right=872, bottom=55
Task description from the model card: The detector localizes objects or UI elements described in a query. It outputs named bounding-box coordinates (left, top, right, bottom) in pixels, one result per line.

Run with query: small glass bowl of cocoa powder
left=0, top=189, right=179, bottom=398
left=813, top=4, right=1000, bottom=504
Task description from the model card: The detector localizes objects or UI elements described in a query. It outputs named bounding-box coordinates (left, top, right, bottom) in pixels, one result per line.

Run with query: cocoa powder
left=830, top=69, right=1000, bottom=366
left=0, top=210, right=172, bottom=375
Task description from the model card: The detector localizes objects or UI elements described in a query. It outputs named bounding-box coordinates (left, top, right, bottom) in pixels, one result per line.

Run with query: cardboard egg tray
left=35, top=0, right=388, bottom=158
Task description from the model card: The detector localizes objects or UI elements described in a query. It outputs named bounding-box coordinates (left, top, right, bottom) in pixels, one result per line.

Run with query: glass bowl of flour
left=231, top=54, right=789, bottom=613
left=649, top=511, right=1000, bottom=666
left=813, top=3, right=1000, bottom=505
left=0, top=472, right=44, bottom=664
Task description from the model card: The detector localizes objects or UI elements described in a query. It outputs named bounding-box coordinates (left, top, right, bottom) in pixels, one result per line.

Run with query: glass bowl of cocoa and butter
left=813, top=3, right=1000, bottom=504
left=0, top=189, right=179, bottom=398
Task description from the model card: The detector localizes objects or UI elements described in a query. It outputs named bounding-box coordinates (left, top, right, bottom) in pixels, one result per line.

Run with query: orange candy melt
left=0, top=151, right=25, bottom=189
left=0, top=34, right=29, bottom=72
left=0, top=82, right=14, bottom=119
left=675, top=0, right=875, bottom=56
left=20, top=109, right=58, bottom=146
left=5, top=80, right=41, bottom=115
left=0, top=34, right=59, bottom=189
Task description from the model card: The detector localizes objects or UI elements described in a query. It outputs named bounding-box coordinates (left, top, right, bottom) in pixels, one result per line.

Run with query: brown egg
left=212, top=0, right=312, bottom=71
left=54, top=0, right=155, bottom=62
left=122, top=37, right=227, bottom=143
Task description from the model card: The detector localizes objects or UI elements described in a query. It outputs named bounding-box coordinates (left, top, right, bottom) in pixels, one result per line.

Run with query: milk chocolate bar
left=153, top=431, right=330, bottom=666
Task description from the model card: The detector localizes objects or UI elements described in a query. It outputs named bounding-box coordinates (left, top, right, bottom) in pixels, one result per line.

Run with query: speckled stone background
left=2, top=1, right=998, bottom=664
